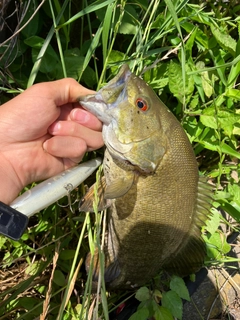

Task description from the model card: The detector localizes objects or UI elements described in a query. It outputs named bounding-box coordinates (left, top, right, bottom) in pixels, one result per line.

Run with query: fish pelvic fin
left=163, top=176, right=212, bottom=276
left=85, top=247, right=121, bottom=286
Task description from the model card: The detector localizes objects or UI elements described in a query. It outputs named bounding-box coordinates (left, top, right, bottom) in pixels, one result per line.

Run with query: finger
left=48, top=121, right=104, bottom=150
left=70, top=108, right=102, bottom=131
left=50, top=78, right=95, bottom=106
left=43, top=136, right=88, bottom=163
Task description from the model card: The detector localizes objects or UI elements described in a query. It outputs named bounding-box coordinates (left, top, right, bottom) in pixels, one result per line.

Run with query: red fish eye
left=136, top=98, right=148, bottom=111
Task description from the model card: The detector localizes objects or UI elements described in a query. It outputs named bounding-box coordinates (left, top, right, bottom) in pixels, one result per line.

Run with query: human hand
left=0, top=78, right=103, bottom=204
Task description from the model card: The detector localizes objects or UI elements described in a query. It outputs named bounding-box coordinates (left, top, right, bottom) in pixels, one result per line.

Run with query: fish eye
left=136, top=98, right=148, bottom=112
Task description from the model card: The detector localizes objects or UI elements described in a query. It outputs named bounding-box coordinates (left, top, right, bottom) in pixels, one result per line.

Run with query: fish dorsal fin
left=162, top=176, right=212, bottom=276
left=79, top=176, right=111, bottom=212
left=104, top=172, right=135, bottom=199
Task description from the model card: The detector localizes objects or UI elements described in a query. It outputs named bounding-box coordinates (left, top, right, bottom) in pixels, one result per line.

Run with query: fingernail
left=72, top=108, right=90, bottom=123
left=49, top=122, right=61, bottom=134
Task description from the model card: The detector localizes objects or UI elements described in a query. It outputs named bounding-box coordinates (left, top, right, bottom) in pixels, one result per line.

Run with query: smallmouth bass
left=79, top=64, right=211, bottom=289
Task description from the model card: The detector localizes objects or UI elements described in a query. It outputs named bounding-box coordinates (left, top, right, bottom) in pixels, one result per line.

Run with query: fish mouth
left=79, top=65, right=139, bottom=169
left=78, top=64, right=131, bottom=125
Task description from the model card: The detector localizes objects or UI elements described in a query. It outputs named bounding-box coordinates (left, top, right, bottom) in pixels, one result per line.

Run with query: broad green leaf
left=20, top=3, right=39, bottom=38
left=203, top=232, right=231, bottom=259
left=59, top=249, right=76, bottom=260
left=53, top=269, right=66, bottom=287
left=24, top=36, right=46, bottom=48
left=228, top=184, right=240, bottom=205
left=181, top=22, right=208, bottom=49
left=135, top=287, right=151, bottom=301
left=204, top=209, right=221, bottom=235
left=154, top=306, right=174, bottom=320
left=162, top=290, right=183, bottom=320
left=118, top=5, right=138, bottom=34
left=198, top=140, right=240, bottom=160
left=168, top=61, right=194, bottom=103
left=17, top=297, right=39, bottom=310
left=170, top=276, right=190, bottom=301
left=200, top=106, right=240, bottom=136
left=31, top=47, right=59, bottom=74
left=129, top=307, right=149, bottom=320
left=220, top=201, right=240, bottom=222
left=185, top=27, right=197, bottom=62
left=27, top=36, right=59, bottom=74
left=225, top=88, right=240, bottom=101
left=201, top=70, right=213, bottom=98
left=210, top=25, right=236, bottom=56
left=55, top=49, right=96, bottom=87
left=143, top=62, right=169, bottom=89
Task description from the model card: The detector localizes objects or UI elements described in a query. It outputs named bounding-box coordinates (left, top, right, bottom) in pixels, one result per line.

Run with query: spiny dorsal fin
left=162, top=176, right=212, bottom=276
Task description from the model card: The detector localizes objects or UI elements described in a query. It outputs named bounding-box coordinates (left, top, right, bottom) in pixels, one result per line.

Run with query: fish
left=78, top=64, right=211, bottom=290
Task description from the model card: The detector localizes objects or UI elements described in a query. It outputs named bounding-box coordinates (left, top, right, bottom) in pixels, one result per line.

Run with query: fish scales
left=79, top=64, right=211, bottom=289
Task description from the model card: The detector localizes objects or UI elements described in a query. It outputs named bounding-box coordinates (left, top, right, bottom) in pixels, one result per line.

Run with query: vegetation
left=0, top=0, right=239, bottom=319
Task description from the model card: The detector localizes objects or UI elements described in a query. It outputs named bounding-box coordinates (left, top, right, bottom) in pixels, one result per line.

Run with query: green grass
left=0, top=0, right=240, bottom=319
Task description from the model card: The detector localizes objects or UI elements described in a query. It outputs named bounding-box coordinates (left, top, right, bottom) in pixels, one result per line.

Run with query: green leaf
left=200, top=106, right=240, bottom=136
left=129, top=307, right=149, bottom=320
left=181, top=22, right=208, bottom=49
left=201, top=70, right=214, bottom=98
left=18, top=297, right=39, bottom=311
left=198, top=140, right=240, bottom=160
left=168, top=61, right=194, bottom=103
left=53, top=269, right=66, bottom=287
left=0, top=236, right=7, bottom=249
left=154, top=306, right=174, bottom=320
left=25, top=261, right=43, bottom=276
left=59, top=249, right=76, bottom=260
left=225, top=88, right=240, bottom=101
left=204, top=209, right=221, bottom=234
left=203, top=231, right=231, bottom=259
left=118, top=5, right=138, bottom=35
left=26, top=36, right=59, bottom=74
left=135, top=287, right=151, bottom=301
left=170, top=276, right=190, bottom=301
left=162, top=290, right=183, bottom=319
left=24, top=35, right=46, bottom=48
left=210, top=25, right=236, bottom=56
left=220, top=201, right=240, bottom=222
left=20, top=3, right=39, bottom=38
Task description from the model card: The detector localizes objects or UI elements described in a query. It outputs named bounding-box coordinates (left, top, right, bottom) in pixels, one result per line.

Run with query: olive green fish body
left=79, top=65, right=211, bottom=289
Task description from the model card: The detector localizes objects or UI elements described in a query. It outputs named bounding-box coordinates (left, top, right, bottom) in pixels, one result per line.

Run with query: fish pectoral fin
left=79, top=176, right=111, bottom=212
left=104, top=172, right=135, bottom=199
